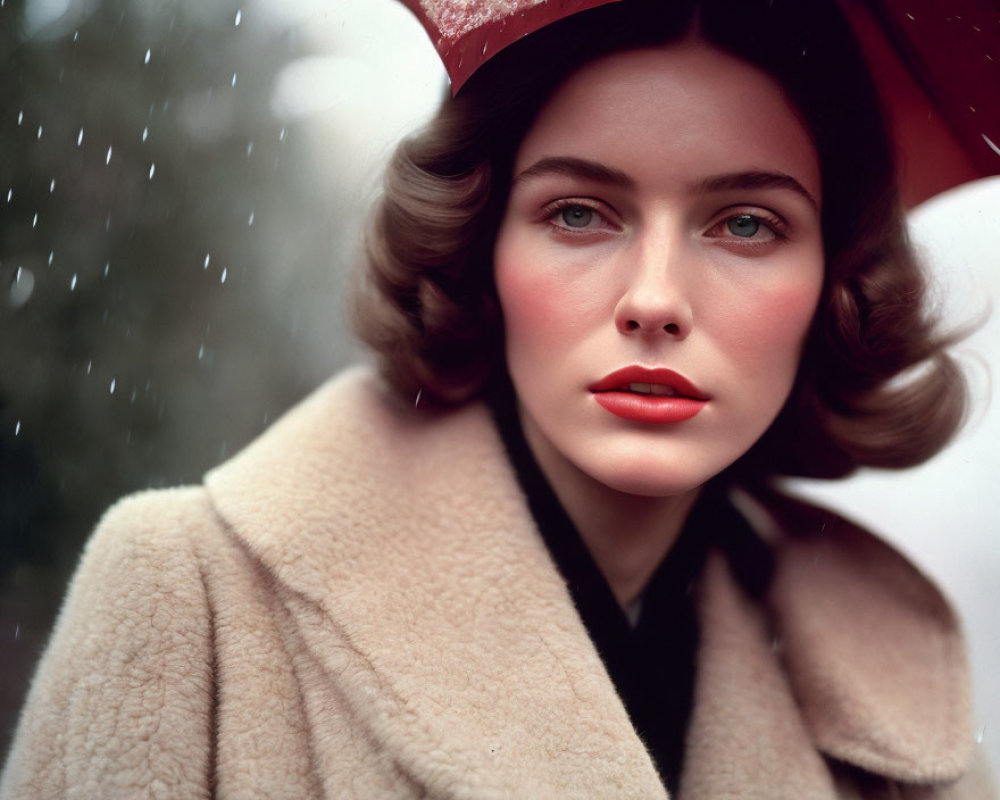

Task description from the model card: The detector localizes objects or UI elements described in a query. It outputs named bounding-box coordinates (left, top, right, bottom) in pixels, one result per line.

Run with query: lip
left=589, top=366, right=709, bottom=424
left=589, top=366, right=709, bottom=398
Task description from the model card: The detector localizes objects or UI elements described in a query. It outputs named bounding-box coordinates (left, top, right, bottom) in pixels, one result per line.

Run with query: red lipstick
left=589, top=366, right=708, bottom=424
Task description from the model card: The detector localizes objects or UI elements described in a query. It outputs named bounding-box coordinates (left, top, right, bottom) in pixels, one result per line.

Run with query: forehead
left=514, top=42, right=821, bottom=201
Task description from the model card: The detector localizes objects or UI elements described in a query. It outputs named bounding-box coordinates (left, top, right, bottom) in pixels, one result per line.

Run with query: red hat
left=398, top=0, right=999, bottom=206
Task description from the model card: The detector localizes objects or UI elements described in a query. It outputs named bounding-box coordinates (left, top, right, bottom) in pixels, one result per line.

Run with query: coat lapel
left=682, top=492, right=976, bottom=796
left=761, top=492, right=975, bottom=784
left=681, top=551, right=839, bottom=800
left=205, top=368, right=666, bottom=797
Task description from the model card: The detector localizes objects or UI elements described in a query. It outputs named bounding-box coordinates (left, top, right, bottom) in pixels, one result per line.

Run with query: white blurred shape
left=24, top=0, right=98, bottom=39
left=10, top=266, right=35, bottom=308
left=271, top=56, right=375, bottom=120
left=265, top=0, right=444, bottom=190
left=24, top=0, right=73, bottom=36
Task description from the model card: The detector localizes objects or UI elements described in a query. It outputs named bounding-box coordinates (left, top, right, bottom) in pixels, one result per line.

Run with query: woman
left=2, top=0, right=991, bottom=796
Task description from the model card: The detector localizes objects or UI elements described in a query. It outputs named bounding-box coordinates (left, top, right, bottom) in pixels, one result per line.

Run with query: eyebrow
left=513, top=157, right=818, bottom=209
left=512, top=156, right=635, bottom=189
left=698, top=171, right=819, bottom=209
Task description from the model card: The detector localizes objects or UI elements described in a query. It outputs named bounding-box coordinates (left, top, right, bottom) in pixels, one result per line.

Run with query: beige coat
left=1, top=368, right=992, bottom=799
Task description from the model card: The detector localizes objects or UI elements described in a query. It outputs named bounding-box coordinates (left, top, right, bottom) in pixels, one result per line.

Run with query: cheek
left=716, top=278, right=822, bottom=368
left=758, top=282, right=821, bottom=338
left=496, top=265, right=550, bottom=330
left=494, top=235, right=593, bottom=352
left=494, top=261, right=552, bottom=357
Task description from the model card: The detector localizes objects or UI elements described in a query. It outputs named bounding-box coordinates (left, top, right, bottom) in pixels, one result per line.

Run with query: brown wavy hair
left=354, top=0, right=967, bottom=480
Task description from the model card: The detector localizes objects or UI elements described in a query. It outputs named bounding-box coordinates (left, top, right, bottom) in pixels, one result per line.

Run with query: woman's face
left=494, top=43, right=824, bottom=498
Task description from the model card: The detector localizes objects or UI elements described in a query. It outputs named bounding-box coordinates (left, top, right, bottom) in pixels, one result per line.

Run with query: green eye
left=560, top=205, right=594, bottom=228
left=727, top=215, right=761, bottom=237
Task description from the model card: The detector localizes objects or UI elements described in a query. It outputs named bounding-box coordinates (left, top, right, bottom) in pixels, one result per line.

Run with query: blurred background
left=1, top=0, right=997, bottom=774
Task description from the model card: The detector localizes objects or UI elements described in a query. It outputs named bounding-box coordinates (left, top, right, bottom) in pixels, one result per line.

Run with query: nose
left=614, top=232, right=693, bottom=339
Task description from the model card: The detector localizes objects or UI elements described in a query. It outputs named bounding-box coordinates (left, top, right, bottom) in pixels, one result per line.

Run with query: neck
left=521, top=413, right=701, bottom=609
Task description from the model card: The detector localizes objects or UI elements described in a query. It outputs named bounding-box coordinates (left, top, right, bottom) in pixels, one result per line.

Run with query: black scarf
left=490, top=385, right=773, bottom=792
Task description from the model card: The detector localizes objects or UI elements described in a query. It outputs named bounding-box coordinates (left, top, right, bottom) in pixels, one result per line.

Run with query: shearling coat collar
left=205, top=367, right=975, bottom=797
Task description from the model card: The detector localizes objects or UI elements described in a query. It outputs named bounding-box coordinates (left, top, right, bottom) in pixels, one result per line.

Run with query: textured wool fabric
left=1, top=367, right=992, bottom=799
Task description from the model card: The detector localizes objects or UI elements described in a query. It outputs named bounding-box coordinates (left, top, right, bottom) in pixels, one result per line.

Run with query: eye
left=542, top=198, right=619, bottom=235
left=704, top=208, right=787, bottom=245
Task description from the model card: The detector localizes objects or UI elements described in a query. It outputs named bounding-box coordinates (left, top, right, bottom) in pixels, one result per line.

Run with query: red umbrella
left=399, top=0, right=999, bottom=207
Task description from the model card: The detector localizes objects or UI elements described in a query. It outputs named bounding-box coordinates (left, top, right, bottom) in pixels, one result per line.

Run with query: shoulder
left=48, top=483, right=222, bottom=662
left=83, top=484, right=219, bottom=566
left=63, top=484, right=239, bottom=613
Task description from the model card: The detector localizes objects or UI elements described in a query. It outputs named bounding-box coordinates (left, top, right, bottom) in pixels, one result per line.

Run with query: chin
left=583, top=457, right=714, bottom=499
